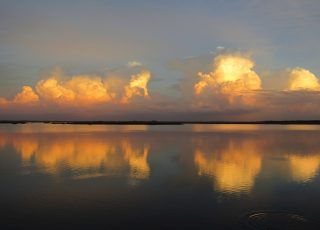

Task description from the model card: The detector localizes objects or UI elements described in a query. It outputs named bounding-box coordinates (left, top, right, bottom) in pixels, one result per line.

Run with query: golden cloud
left=286, top=67, right=320, bottom=91
left=122, top=70, right=151, bottom=103
left=0, top=67, right=151, bottom=108
left=0, top=86, right=39, bottom=106
left=14, top=86, right=39, bottom=104
left=36, top=76, right=112, bottom=105
left=1, top=51, right=320, bottom=120
left=195, top=53, right=261, bottom=95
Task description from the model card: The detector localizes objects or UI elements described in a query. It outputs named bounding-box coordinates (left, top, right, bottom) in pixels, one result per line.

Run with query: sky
left=0, top=0, right=320, bottom=121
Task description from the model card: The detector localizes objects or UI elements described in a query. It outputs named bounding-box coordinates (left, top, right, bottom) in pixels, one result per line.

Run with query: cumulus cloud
left=195, top=53, right=261, bottom=95
left=122, top=70, right=151, bottom=103
left=0, top=86, right=39, bottom=106
left=166, top=50, right=320, bottom=120
left=286, top=67, right=320, bottom=91
left=1, top=50, right=320, bottom=121
left=183, top=52, right=262, bottom=112
left=13, top=86, right=39, bottom=104
left=36, top=74, right=112, bottom=105
left=0, top=66, right=151, bottom=109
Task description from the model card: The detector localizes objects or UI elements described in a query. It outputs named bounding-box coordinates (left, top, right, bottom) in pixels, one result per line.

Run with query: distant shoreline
left=1, top=120, right=320, bottom=125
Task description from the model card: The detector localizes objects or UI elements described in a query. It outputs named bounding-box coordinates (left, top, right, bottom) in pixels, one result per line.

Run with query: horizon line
left=1, top=120, right=320, bottom=125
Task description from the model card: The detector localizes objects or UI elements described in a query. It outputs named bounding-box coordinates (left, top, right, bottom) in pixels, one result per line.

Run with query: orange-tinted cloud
left=0, top=86, right=39, bottom=106
left=0, top=98, right=8, bottom=106
left=286, top=67, right=320, bottom=91
left=2, top=50, right=320, bottom=121
left=166, top=50, right=320, bottom=120
left=195, top=53, right=261, bottom=95
left=122, top=70, right=151, bottom=103
left=36, top=75, right=112, bottom=105
left=0, top=66, right=151, bottom=109
left=189, top=53, right=263, bottom=109
left=13, top=86, right=39, bottom=104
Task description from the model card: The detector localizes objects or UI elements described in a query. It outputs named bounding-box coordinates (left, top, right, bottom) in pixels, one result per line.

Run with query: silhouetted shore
left=1, top=120, right=320, bottom=125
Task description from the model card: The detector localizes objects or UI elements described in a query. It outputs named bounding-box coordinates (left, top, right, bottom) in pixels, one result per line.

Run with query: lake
left=0, top=124, right=320, bottom=229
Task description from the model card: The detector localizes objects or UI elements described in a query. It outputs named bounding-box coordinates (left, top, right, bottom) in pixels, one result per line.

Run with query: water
left=0, top=124, right=320, bottom=229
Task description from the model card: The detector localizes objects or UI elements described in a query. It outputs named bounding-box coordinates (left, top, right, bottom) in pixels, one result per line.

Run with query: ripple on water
left=243, top=210, right=316, bottom=230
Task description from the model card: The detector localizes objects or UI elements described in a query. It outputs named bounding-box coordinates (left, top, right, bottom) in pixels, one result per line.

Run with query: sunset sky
left=0, top=0, right=320, bottom=120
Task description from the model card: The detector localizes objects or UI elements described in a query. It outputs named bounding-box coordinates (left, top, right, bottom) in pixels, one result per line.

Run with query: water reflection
left=11, top=123, right=148, bottom=133
left=2, top=125, right=320, bottom=229
left=288, top=155, right=320, bottom=182
left=192, top=124, right=261, bottom=132
left=122, top=140, right=150, bottom=179
left=193, top=133, right=320, bottom=194
left=194, top=139, right=262, bottom=194
left=0, top=133, right=150, bottom=180
left=1, top=125, right=320, bottom=193
left=0, top=134, right=7, bottom=149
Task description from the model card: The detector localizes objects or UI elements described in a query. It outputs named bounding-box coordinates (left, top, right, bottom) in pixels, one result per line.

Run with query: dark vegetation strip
left=1, top=120, right=320, bottom=125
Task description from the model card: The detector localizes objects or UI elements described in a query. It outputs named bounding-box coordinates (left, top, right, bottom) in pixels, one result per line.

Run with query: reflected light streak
left=12, top=136, right=39, bottom=161
left=2, top=133, right=150, bottom=180
left=15, top=123, right=148, bottom=133
left=194, top=141, right=262, bottom=194
left=123, top=140, right=150, bottom=179
left=288, top=154, right=320, bottom=182
left=192, top=124, right=260, bottom=132
left=0, top=134, right=7, bottom=149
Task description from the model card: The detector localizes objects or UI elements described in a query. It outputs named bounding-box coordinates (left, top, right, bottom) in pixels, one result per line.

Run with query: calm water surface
left=0, top=124, right=320, bottom=229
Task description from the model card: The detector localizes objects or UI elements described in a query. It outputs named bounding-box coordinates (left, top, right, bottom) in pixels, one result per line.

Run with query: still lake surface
left=1, top=124, right=320, bottom=229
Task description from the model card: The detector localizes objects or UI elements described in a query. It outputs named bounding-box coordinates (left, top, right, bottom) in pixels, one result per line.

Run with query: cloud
left=167, top=50, right=320, bottom=120
left=286, top=67, right=320, bottom=91
left=195, top=53, right=261, bottom=95
left=13, top=86, right=39, bottom=104
left=0, top=86, right=39, bottom=106
left=169, top=51, right=262, bottom=104
left=0, top=98, right=8, bottom=106
left=127, top=61, right=143, bottom=68
left=187, top=52, right=262, bottom=111
left=122, top=70, right=151, bottom=103
left=36, top=68, right=112, bottom=105
left=0, top=66, right=151, bottom=109
left=1, top=50, right=320, bottom=121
